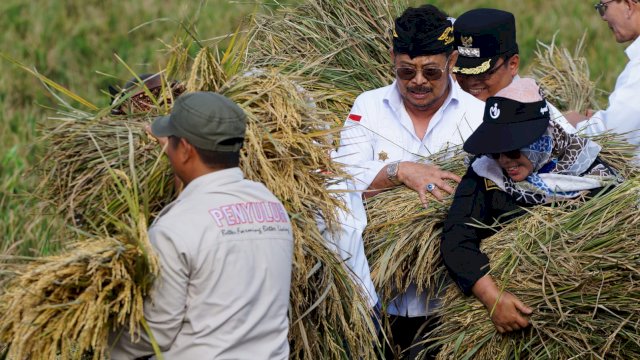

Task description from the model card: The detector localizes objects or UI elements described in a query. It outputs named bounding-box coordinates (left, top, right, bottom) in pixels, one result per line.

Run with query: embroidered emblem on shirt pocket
left=484, top=178, right=500, bottom=191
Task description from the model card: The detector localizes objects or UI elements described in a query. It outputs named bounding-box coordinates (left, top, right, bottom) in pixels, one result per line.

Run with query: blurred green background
left=0, top=0, right=627, bottom=255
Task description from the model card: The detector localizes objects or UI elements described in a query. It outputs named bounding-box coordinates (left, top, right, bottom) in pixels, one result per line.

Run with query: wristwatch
left=386, top=161, right=402, bottom=186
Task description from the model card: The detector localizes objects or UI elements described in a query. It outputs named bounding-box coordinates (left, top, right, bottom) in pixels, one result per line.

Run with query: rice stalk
left=529, top=33, right=600, bottom=113
left=429, top=178, right=640, bottom=359
left=363, top=135, right=634, bottom=318
left=0, top=165, right=159, bottom=359
left=248, top=0, right=404, bottom=92
left=245, top=0, right=407, bottom=129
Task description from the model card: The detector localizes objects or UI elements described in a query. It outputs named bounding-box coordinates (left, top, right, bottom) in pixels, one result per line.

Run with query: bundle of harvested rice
left=33, top=44, right=378, bottom=359
left=215, top=67, right=379, bottom=359
left=37, top=116, right=175, bottom=229
left=363, top=151, right=467, bottom=303
left=246, top=0, right=406, bottom=123
left=429, top=177, right=640, bottom=359
left=529, top=34, right=600, bottom=113
left=363, top=136, right=635, bottom=314
left=0, top=172, right=159, bottom=360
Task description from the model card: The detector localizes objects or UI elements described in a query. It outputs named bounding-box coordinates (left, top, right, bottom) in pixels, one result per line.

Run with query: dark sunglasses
left=395, top=57, right=450, bottom=81
left=489, top=149, right=521, bottom=160
left=457, top=58, right=508, bottom=81
left=594, top=0, right=617, bottom=17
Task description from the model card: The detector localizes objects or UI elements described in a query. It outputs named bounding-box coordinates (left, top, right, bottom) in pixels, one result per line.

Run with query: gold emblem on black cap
left=461, top=36, right=473, bottom=48
left=438, top=26, right=454, bottom=45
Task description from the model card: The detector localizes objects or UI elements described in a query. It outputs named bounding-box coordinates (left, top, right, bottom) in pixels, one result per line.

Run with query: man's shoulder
left=354, top=83, right=395, bottom=105
left=346, top=84, right=397, bottom=125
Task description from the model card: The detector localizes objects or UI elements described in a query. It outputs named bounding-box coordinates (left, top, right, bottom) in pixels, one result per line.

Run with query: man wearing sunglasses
left=333, top=4, right=484, bottom=359
left=452, top=8, right=575, bottom=133
left=565, top=0, right=640, bottom=155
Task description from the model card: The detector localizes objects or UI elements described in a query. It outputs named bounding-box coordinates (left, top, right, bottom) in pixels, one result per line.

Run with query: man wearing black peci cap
left=452, top=8, right=575, bottom=133
left=110, top=92, right=294, bottom=359
left=333, top=4, right=484, bottom=359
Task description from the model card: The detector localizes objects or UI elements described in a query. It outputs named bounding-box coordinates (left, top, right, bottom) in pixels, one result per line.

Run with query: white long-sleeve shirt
left=577, top=37, right=640, bottom=150
left=319, top=178, right=378, bottom=308
left=110, top=168, right=293, bottom=359
left=334, top=78, right=484, bottom=317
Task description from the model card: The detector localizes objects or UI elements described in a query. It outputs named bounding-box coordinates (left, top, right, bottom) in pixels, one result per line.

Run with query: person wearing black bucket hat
left=440, top=78, right=620, bottom=334
left=333, top=4, right=485, bottom=359
left=111, top=92, right=294, bottom=359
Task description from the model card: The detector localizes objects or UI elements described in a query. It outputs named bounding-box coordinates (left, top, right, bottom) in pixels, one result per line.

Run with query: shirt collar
left=626, top=36, right=640, bottom=61
left=178, top=167, right=244, bottom=200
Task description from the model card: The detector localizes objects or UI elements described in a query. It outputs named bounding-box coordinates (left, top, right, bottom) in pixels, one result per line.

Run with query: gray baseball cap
left=151, top=91, right=246, bottom=152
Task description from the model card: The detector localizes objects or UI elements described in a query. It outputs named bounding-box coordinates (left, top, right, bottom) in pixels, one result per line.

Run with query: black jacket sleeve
left=440, top=167, right=527, bottom=295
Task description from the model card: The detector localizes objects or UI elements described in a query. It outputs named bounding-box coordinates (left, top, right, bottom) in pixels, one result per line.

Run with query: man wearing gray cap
left=110, top=92, right=294, bottom=359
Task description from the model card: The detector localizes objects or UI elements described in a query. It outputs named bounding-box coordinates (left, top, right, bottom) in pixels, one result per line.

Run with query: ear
left=390, top=47, right=396, bottom=65
left=447, top=51, right=459, bottom=73
left=174, top=138, right=193, bottom=164
left=508, top=54, right=521, bottom=76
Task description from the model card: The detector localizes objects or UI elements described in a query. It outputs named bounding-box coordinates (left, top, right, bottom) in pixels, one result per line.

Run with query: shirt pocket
left=371, top=134, right=406, bottom=163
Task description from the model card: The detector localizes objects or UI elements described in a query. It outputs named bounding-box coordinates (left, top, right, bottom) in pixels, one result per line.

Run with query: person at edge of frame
left=565, top=0, right=640, bottom=160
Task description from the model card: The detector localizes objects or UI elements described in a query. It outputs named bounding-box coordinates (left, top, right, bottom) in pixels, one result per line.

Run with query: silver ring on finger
left=426, top=183, right=436, bottom=192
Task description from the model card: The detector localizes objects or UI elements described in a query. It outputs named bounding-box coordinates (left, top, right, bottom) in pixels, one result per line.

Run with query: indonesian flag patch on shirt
left=348, top=114, right=362, bottom=122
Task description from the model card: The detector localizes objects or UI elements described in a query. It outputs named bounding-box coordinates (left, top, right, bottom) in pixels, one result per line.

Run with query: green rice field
left=0, top=0, right=629, bottom=256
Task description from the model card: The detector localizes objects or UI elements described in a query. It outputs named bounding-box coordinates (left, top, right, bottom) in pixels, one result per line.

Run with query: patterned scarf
left=472, top=121, right=619, bottom=204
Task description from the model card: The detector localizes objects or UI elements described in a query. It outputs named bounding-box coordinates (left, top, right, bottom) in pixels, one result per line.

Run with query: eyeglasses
left=489, top=149, right=521, bottom=160
left=457, top=58, right=508, bottom=81
left=395, top=57, right=450, bottom=81
left=594, top=0, right=617, bottom=17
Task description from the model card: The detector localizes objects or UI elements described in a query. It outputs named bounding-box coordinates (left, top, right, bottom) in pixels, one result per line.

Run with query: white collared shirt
left=335, top=78, right=484, bottom=191
left=577, top=36, right=640, bottom=152
left=334, top=78, right=484, bottom=317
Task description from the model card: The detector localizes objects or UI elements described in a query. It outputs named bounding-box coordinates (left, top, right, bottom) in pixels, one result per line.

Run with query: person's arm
left=441, top=168, right=531, bottom=332
left=110, top=226, right=189, bottom=358
left=573, top=68, right=640, bottom=143
left=472, top=275, right=532, bottom=334
left=564, top=110, right=593, bottom=128
left=441, top=169, right=493, bottom=293
left=366, top=161, right=461, bottom=206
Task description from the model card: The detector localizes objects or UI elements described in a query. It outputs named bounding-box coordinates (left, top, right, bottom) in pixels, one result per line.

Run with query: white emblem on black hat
left=490, top=103, right=501, bottom=119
